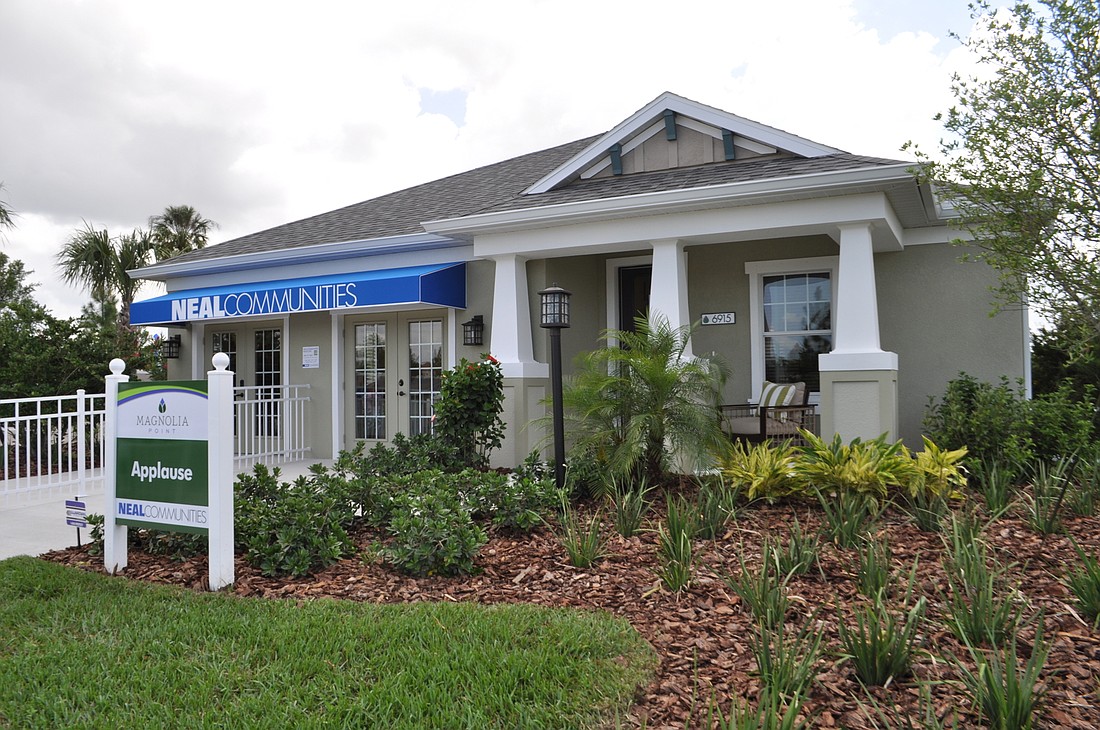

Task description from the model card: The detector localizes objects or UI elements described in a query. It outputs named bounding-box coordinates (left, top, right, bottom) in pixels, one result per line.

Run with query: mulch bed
left=42, top=500, right=1100, bottom=729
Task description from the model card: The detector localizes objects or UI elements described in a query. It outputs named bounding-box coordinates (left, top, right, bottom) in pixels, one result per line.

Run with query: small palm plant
left=555, top=313, right=728, bottom=485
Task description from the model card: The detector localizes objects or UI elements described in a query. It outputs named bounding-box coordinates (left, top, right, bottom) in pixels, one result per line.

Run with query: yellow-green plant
left=718, top=440, right=800, bottom=502
left=910, top=436, right=968, bottom=499
left=794, top=431, right=916, bottom=499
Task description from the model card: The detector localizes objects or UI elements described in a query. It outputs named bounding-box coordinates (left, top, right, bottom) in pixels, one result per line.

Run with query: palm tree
left=0, top=183, right=16, bottom=240
left=559, top=313, right=729, bottom=484
left=56, top=223, right=153, bottom=339
left=149, top=205, right=217, bottom=260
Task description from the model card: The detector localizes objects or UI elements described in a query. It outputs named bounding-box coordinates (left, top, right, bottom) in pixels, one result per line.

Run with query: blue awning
left=130, top=262, right=466, bottom=325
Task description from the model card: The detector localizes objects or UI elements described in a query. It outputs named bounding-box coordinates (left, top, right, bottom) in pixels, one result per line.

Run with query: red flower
left=485, top=354, right=499, bottom=364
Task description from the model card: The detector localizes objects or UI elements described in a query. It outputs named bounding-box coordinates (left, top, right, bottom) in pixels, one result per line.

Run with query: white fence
left=1, top=391, right=106, bottom=497
left=1, top=384, right=311, bottom=498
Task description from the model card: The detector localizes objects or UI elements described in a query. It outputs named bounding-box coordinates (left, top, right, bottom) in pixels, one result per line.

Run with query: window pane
left=764, top=334, right=832, bottom=392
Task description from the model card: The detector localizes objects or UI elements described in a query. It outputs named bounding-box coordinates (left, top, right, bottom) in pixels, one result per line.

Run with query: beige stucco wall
left=877, top=242, right=1028, bottom=445
left=287, top=311, right=333, bottom=460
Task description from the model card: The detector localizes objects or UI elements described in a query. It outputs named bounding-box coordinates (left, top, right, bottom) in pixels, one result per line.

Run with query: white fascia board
left=129, top=232, right=467, bottom=282
left=428, top=164, right=915, bottom=238
left=470, top=193, right=898, bottom=260
left=524, top=91, right=842, bottom=194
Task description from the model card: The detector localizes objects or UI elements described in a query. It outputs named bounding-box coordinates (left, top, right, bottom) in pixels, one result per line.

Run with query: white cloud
left=1, top=0, right=983, bottom=319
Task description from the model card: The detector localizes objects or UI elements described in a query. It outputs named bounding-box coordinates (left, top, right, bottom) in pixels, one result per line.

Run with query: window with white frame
left=746, top=256, right=838, bottom=398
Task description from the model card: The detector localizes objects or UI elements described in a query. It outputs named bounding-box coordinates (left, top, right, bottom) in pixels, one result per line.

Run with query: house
left=129, top=92, right=1029, bottom=466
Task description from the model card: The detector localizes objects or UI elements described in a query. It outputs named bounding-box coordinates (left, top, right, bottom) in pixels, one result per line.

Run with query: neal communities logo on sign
left=116, top=382, right=209, bottom=532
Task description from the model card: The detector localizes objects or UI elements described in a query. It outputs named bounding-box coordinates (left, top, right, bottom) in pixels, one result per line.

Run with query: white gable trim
left=525, top=91, right=841, bottom=194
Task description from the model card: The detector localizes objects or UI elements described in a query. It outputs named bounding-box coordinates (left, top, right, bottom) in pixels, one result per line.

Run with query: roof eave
left=426, top=164, right=917, bottom=236
left=129, top=232, right=470, bottom=281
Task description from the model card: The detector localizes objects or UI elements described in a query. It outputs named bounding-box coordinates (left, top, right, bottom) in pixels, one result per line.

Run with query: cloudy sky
left=1, top=0, right=983, bottom=318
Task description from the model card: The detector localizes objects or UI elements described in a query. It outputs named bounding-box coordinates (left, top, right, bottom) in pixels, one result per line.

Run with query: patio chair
left=719, top=381, right=816, bottom=446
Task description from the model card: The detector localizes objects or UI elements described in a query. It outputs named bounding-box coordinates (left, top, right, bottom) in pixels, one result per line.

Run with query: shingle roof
left=165, top=135, right=600, bottom=266
left=164, top=135, right=911, bottom=267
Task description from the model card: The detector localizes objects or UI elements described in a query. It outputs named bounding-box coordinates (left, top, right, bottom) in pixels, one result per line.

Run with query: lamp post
left=538, top=284, right=571, bottom=490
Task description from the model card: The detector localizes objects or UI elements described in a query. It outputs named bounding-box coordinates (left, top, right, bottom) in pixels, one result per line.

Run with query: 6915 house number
left=700, top=312, right=735, bottom=325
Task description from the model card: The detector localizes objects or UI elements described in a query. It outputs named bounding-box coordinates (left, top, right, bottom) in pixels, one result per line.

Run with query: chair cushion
left=759, top=381, right=796, bottom=408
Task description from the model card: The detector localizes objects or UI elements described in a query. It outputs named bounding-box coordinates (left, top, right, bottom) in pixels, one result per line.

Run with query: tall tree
left=910, top=0, right=1100, bottom=349
left=149, top=204, right=217, bottom=260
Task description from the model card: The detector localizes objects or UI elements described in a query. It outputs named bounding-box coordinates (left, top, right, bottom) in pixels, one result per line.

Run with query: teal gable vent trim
left=663, top=110, right=677, bottom=140
left=722, top=130, right=736, bottom=161
left=610, top=143, right=623, bottom=175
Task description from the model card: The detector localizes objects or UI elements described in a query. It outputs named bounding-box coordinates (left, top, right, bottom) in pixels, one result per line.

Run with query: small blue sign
left=65, top=499, right=87, bottom=529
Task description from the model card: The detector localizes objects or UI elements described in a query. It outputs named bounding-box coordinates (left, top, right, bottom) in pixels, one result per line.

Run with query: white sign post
left=103, top=355, right=235, bottom=591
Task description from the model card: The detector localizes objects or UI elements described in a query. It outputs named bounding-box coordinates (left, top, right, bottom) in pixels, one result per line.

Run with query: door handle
left=398, top=391, right=406, bottom=396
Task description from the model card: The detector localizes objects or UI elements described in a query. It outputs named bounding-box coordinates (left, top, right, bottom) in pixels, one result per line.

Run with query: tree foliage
left=0, top=253, right=122, bottom=398
left=149, top=205, right=217, bottom=260
left=911, top=0, right=1100, bottom=345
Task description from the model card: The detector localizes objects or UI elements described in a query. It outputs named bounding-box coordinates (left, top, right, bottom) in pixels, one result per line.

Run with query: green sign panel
left=115, top=381, right=210, bottom=534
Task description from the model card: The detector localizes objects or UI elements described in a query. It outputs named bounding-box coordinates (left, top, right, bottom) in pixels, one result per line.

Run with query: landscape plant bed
left=44, top=499, right=1100, bottom=729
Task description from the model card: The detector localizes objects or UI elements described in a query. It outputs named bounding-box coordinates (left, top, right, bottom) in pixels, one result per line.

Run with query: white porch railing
left=232, top=384, right=312, bottom=466
left=1, top=384, right=312, bottom=499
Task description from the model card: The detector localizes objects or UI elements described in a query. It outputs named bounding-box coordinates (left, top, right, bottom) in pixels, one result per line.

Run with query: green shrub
left=466, top=469, right=560, bottom=533
left=235, top=464, right=355, bottom=578
left=1022, top=459, right=1075, bottom=535
left=609, top=477, right=654, bottom=538
left=795, top=432, right=915, bottom=500
left=749, top=615, right=824, bottom=701
left=557, top=503, right=607, bottom=569
left=1027, top=382, right=1095, bottom=462
left=954, top=620, right=1050, bottom=730
left=383, top=484, right=487, bottom=576
left=1064, top=540, right=1100, bottom=628
left=925, top=374, right=1095, bottom=466
left=837, top=593, right=926, bottom=687
left=942, top=516, right=1023, bottom=647
left=655, top=524, right=694, bottom=592
left=692, top=477, right=739, bottom=539
left=432, top=355, right=506, bottom=470
left=971, top=458, right=1019, bottom=517
left=719, top=440, right=801, bottom=502
left=772, top=518, right=820, bottom=578
left=723, top=544, right=789, bottom=629
left=924, top=374, right=1032, bottom=466
left=816, top=488, right=882, bottom=549
left=856, top=537, right=893, bottom=600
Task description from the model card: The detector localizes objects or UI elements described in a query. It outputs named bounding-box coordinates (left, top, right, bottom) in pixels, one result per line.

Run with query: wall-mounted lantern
left=462, top=315, right=484, bottom=347
left=163, top=334, right=182, bottom=359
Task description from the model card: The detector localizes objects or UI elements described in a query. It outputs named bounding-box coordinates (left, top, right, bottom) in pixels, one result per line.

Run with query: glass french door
left=346, top=313, right=444, bottom=446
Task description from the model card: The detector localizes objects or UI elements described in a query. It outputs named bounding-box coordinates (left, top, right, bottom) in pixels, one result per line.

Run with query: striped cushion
left=759, top=381, right=796, bottom=408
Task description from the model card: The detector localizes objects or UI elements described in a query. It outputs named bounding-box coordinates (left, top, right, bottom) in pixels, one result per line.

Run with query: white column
left=818, top=222, right=899, bottom=442
left=490, top=254, right=547, bottom=378
left=649, top=239, right=693, bottom=358
left=819, top=223, right=897, bottom=370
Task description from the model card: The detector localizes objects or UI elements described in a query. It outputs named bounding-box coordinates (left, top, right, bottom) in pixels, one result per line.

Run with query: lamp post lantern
left=538, top=284, right=571, bottom=490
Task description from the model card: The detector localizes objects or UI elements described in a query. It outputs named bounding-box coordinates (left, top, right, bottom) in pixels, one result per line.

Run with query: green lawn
left=0, top=558, right=656, bottom=728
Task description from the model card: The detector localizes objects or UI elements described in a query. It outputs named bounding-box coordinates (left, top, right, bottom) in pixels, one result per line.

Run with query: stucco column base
left=493, top=376, right=550, bottom=469
left=818, top=367, right=899, bottom=443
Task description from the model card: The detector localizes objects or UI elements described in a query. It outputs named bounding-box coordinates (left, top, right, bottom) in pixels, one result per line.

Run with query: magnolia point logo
left=135, top=398, right=190, bottom=435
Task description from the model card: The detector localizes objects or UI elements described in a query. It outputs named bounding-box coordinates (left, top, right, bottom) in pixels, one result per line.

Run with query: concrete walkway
left=0, top=460, right=325, bottom=560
